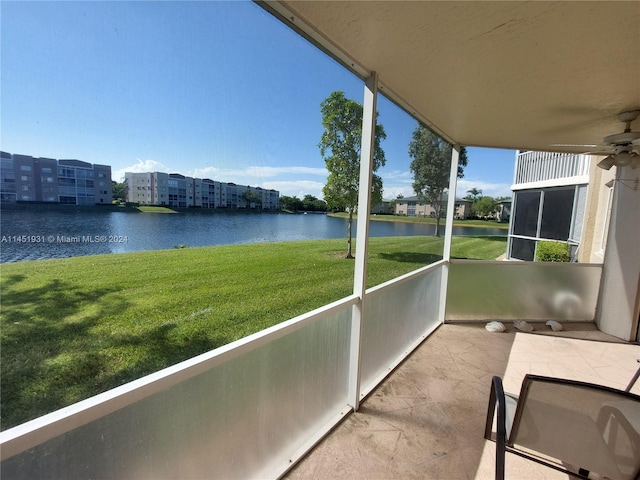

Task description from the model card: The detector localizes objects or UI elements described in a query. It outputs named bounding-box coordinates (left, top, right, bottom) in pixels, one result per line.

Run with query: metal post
left=348, top=72, right=378, bottom=411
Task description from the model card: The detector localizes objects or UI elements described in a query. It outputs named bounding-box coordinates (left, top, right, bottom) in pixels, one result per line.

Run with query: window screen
left=540, top=188, right=574, bottom=240
left=510, top=238, right=536, bottom=261
left=513, top=191, right=540, bottom=237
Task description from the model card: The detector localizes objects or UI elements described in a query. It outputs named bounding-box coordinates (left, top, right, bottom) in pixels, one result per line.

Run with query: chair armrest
left=485, top=376, right=507, bottom=480
left=485, top=376, right=507, bottom=441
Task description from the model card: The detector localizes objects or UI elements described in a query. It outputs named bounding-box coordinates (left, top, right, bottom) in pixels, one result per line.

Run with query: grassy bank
left=1, top=235, right=506, bottom=429
left=330, top=212, right=510, bottom=229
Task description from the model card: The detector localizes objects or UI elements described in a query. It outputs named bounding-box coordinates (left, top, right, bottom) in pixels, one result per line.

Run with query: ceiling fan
left=592, top=110, right=640, bottom=170
left=552, top=110, right=640, bottom=169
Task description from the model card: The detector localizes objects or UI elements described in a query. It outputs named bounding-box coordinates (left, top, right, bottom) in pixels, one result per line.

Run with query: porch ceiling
left=262, top=1, right=640, bottom=154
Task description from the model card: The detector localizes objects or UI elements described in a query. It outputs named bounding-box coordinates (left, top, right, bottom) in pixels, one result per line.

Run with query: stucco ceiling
left=261, top=1, right=640, bottom=154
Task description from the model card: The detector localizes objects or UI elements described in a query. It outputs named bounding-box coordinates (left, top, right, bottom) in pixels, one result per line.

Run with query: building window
left=540, top=188, right=574, bottom=240
left=510, top=238, right=536, bottom=262
left=20, top=165, right=32, bottom=171
left=512, top=191, right=541, bottom=237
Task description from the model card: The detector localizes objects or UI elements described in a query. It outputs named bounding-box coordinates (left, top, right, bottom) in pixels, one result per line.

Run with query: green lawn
left=136, top=206, right=178, bottom=213
left=0, top=235, right=506, bottom=429
left=330, top=212, right=510, bottom=229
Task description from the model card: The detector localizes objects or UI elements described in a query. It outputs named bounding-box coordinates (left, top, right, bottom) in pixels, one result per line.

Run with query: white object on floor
left=514, top=320, right=534, bottom=332
left=546, top=320, right=564, bottom=331
left=485, top=321, right=506, bottom=333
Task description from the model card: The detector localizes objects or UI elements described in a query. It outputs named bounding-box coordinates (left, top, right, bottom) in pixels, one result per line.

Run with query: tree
left=302, top=194, right=327, bottom=212
left=472, top=196, right=498, bottom=219
left=319, top=91, right=386, bottom=258
left=241, top=190, right=262, bottom=208
left=408, top=123, right=467, bottom=236
left=280, top=195, right=304, bottom=212
left=465, top=187, right=482, bottom=202
left=112, top=181, right=126, bottom=203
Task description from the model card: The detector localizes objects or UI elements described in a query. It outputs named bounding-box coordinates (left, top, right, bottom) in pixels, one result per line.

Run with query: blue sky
left=1, top=1, right=515, bottom=200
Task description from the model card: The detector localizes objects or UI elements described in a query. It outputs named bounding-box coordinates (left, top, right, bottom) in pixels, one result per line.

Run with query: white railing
left=0, top=262, right=447, bottom=480
left=445, top=260, right=602, bottom=321
left=0, top=260, right=601, bottom=479
left=514, top=151, right=590, bottom=186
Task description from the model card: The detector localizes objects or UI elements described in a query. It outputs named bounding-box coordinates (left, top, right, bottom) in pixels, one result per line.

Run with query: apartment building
left=124, top=172, right=279, bottom=210
left=394, top=195, right=472, bottom=219
left=0, top=152, right=112, bottom=205
left=508, top=151, right=592, bottom=261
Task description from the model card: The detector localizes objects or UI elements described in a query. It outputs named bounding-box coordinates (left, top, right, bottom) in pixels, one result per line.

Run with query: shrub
left=535, top=241, right=570, bottom=262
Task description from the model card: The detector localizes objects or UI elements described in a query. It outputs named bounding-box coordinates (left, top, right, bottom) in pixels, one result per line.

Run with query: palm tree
left=465, top=187, right=482, bottom=201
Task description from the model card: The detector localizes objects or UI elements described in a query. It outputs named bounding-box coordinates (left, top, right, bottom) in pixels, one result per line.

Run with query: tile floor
left=284, top=322, right=640, bottom=480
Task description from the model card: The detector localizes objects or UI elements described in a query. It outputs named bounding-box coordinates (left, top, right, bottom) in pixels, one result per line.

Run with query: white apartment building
left=124, top=172, right=279, bottom=210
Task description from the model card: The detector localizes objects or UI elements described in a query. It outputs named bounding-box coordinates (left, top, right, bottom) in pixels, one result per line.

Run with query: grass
left=136, top=206, right=177, bottom=213
left=0, top=235, right=506, bottom=429
left=330, top=212, right=510, bottom=229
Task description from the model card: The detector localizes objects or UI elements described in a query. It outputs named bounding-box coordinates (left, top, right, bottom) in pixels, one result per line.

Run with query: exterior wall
left=125, top=172, right=153, bottom=205
left=0, top=151, right=16, bottom=203
left=508, top=151, right=592, bottom=261
left=94, top=164, right=113, bottom=204
left=35, top=157, right=59, bottom=202
left=226, top=184, right=238, bottom=208
left=395, top=196, right=471, bottom=219
left=0, top=152, right=111, bottom=205
left=595, top=163, right=640, bottom=341
left=578, top=161, right=615, bottom=264
left=153, top=172, right=169, bottom=205
left=14, top=154, right=37, bottom=202
left=124, top=172, right=279, bottom=209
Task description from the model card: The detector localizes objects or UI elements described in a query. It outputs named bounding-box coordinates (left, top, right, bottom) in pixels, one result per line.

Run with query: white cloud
left=191, top=165, right=327, bottom=180
left=456, top=179, right=512, bottom=199
left=113, top=158, right=171, bottom=182
left=379, top=171, right=513, bottom=200
left=262, top=180, right=326, bottom=199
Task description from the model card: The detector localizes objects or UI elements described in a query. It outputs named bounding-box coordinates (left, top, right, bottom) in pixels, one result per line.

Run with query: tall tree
left=408, top=123, right=468, bottom=236
left=472, top=196, right=498, bottom=218
left=319, top=91, right=386, bottom=258
left=302, top=194, right=327, bottom=212
left=112, top=181, right=125, bottom=203
left=279, top=195, right=304, bottom=212
left=465, top=187, right=482, bottom=202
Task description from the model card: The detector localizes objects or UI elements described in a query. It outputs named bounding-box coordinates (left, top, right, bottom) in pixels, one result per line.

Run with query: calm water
left=0, top=210, right=505, bottom=263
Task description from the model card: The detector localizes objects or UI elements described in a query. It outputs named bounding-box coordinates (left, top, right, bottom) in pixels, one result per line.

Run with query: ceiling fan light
left=597, top=155, right=616, bottom=170
left=615, top=151, right=635, bottom=167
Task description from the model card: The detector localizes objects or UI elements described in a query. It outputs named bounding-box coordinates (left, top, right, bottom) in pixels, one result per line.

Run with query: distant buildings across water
left=1, top=151, right=113, bottom=205
left=0, top=152, right=280, bottom=210
left=124, top=172, right=279, bottom=210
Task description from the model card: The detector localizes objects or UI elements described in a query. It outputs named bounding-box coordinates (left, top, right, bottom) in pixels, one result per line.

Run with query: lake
left=0, top=209, right=506, bottom=263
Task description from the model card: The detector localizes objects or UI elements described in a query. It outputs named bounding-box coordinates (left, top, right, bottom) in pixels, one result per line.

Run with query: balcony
left=286, top=323, right=639, bottom=479
left=2, top=2, right=638, bottom=478
left=3, top=259, right=637, bottom=479
left=513, top=152, right=590, bottom=188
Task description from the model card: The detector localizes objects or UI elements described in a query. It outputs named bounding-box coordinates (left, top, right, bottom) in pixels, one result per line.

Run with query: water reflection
left=0, top=210, right=506, bottom=263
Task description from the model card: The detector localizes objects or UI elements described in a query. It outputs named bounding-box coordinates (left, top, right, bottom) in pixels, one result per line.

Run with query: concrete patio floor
left=284, top=322, right=640, bottom=479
